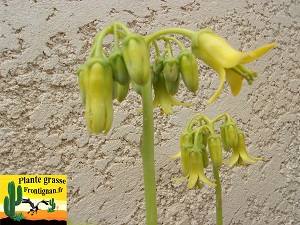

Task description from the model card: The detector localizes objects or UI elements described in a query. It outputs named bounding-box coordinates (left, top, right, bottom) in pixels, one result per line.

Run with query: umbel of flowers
left=78, top=22, right=275, bottom=134
left=77, top=21, right=275, bottom=225
left=170, top=113, right=263, bottom=189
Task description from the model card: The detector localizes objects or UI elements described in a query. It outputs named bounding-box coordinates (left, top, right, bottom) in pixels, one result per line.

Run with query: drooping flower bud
left=178, top=50, right=199, bottom=93
left=153, top=55, right=165, bottom=76
left=181, top=143, right=192, bottom=176
left=207, top=134, right=223, bottom=168
left=163, top=57, right=179, bottom=84
left=196, top=129, right=208, bottom=147
left=164, top=71, right=180, bottom=95
left=113, top=81, right=129, bottom=103
left=198, top=143, right=209, bottom=168
left=131, top=80, right=142, bottom=95
left=220, top=121, right=239, bottom=150
left=153, top=72, right=192, bottom=115
left=122, top=34, right=150, bottom=86
left=220, top=124, right=231, bottom=152
left=82, top=58, right=114, bottom=135
left=109, top=49, right=130, bottom=86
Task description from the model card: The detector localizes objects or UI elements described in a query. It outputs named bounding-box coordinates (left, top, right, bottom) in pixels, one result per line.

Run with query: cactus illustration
left=3, top=181, right=23, bottom=219
left=48, top=198, right=56, bottom=212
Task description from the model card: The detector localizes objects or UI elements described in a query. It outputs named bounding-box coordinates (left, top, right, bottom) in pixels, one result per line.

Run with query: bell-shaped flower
left=153, top=72, right=192, bottom=115
left=227, top=130, right=263, bottom=167
left=163, top=57, right=179, bottom=84
left=172, top=145, right=216, bottom=189
left=178, top=50, right=199, bottom=93
left=122, top=34, right=150, bottom=86
left=77, top=58, right=114, bottom=135
left=207, top=134, right=223, bottom=168
left=191, top=29, right=276, bottom=104
left=220, top=120, right=239, bottom=151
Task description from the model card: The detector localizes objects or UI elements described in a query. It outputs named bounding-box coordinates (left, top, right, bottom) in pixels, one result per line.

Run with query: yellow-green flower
left=171, top=145, right=216, bottom=189
left=122, top=34, right=150, bottom=86
left=191, top=29, right=276, bottom=104
left=153, top=72, right=192, bottom=115
left=77, top=58, right=114, bottom=135
left=171, top=131, right=215, bottom=189
left=228, top=130, right=263, bottom=167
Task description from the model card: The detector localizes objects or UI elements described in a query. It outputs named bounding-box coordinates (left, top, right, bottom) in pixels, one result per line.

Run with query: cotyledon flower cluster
left=77, top=22, right=275, bottom=135
left=170, top=113, right=263, bottom=189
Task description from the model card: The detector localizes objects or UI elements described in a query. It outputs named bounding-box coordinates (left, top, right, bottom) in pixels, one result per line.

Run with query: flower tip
left=231, top=89, right=241, bottom=96
left=240, top=41, right=277, bottom=64
left=206, top=97, right=215, bottom=105
left=269, top=42, right=277, bottom=48
left=169, top=151, right=181, bottom=158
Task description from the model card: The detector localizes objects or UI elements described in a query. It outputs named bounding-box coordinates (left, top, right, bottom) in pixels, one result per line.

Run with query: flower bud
left=150, top=65, right=158, bottom=84
left=197, top=130, right=208, bottom=147
left=153, top=55, right=165, bottom=76
left=178, top=50, right=199, bottom=93
left=109, top=49, right=130, bottom=86
left=122, top=34, right=150, bottom=86
left=163, top=57, right=179, bottom=84
left=220, top=121, right=239, bottom=150
left=165, top=71, right=180, bottom=95
left=131, top=80, right=142, bottom=95
left=180, top=131, right=193, bottom=146
left=113, top=81, right=129, bottom=103
left=181, top=143, right=192, bottom=176
left=207, top=134, right=223, bottom=168
left=86, top=58, right=114, bottom=134
left=198, top=143, right=209, bottom=168
left=220, top=124, right=231, bottom=152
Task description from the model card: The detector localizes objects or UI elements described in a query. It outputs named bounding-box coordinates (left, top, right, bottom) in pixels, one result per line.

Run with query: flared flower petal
left=240, top=42, right=277, bottom=64
left=225, top=68, right=243, bottom=96
left=228, top=131, right=263, bottom=167
left=171, top=146, right=215, bottom=189
left=169, top=151, right=181, bottom=158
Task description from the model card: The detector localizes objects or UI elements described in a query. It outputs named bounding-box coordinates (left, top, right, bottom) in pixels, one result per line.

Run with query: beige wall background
left=1, top=0, right=299, bottom=224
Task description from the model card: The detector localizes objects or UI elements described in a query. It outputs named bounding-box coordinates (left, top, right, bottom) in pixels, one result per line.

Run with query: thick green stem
left=140, top=79, right=158, bottom=225
left=213, top=165, right=223, bottom=225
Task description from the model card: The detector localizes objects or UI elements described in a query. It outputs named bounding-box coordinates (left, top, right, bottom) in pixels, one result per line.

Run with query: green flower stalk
left=77, top=21, right=275, bottom=225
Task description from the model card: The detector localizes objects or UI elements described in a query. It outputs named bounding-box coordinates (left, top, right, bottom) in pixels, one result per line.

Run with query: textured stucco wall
left=1, top=0, right=299, bottom=224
